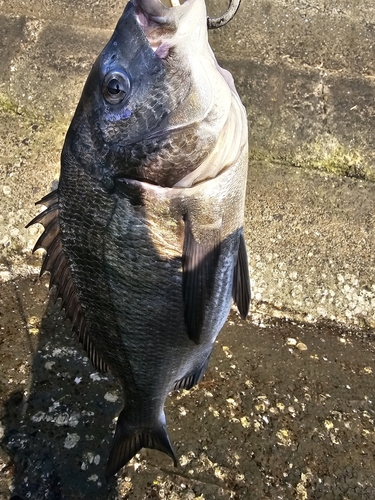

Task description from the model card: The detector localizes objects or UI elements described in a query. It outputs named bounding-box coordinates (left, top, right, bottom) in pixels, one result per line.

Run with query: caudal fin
left=105, top=410, right=177, bottom=478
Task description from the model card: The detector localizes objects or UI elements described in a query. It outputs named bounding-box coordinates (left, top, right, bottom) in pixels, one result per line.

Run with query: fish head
left=62, top=0, right=241, bottom=189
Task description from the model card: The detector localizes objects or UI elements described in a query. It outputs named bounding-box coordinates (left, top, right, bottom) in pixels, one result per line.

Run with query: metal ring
left=207, top=0, right=241, bottom=29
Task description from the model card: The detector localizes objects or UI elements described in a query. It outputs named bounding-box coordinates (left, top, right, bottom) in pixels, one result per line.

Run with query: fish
left=27, top=0, right=250, bottom=478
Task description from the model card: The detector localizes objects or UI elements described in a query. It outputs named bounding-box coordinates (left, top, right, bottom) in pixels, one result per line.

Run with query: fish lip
left=134, top=6, right=168, bottom=27
left=131, top=0, right=205, bottom=59
left=132, top=0, right=192, bottom=18
left=132, top=0, right=194, bottom=27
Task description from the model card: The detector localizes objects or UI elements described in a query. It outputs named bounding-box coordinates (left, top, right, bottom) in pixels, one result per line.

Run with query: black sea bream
left=28, top=0, right=250, bottom=478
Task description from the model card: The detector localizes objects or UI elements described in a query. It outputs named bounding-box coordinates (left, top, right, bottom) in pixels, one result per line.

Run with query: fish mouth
left=132, top=0, right=241, bottom=59
left=133, top=0, right=191, bottom=26
left=133, top=0, right=189, bottom=16
left=133, top=0, right=241, bottom=31
left=132, top=0, right=201, bottom=58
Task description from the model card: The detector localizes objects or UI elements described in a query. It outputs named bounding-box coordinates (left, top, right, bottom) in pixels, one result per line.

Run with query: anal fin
left=27, top=190, right=107, bottom=373
left=173, top=354, right=211, bottom=391
left=232, top=230, right=251, bottom=319
left=105, top=410, right=177, bottom=479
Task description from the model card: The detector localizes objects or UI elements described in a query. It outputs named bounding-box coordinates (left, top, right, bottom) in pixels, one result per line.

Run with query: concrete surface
left=245, top=162, right=375, bottom=329
left=1, top=276, right=375, bottom=499
left=211, top=0, right=375, bottom=181
left=0, top=1, right=375, bottom=498
left=0, top=0, right=374, bottom=330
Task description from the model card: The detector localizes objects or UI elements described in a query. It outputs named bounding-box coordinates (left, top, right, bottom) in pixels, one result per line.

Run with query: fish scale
left=28, top=0, right=249, bottom=478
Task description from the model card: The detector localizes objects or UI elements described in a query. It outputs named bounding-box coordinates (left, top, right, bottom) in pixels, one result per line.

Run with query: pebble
left=104, top=391, right=119, bottom=402
left=286, top=337, right=297, bottom=346
left=222, top=345, right=233, bottom=358
left=240, top=416, right=251, bottom=428
left=296, top=342, right=308, bottom=351
left=276, top=429, right=292, bottom=447
left=64, top=433, right=80, bottom=449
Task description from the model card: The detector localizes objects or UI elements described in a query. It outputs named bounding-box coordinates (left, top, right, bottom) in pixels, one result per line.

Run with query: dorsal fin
left=27, top=190, right=107, bottom=373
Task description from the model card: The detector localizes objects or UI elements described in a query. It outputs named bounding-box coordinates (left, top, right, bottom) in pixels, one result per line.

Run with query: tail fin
left=105, top=410, right=177, bottom=478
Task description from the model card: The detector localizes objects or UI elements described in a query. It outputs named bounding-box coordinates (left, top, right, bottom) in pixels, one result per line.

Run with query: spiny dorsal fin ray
left=26, top=202, right=59, bottom=229
left=232, top=230, right=251, bottom=319
left=27, top=190, right=108, bottom=373
left=105, top=409, right=177, bottom=479
left=36, top=190, right=59, bottom=208
left=39, top=235, right=63, bottom=276
left=32, top=216, right=60, bottom=253
left=182, top=216, right=221, bottom=344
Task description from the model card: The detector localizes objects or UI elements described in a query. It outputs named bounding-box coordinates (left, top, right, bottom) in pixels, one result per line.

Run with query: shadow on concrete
left=0, top=269, right=122, bottom=499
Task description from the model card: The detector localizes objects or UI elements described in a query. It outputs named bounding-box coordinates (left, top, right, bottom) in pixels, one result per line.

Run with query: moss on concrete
left=0, top=92, right=20, bottom=116
left=364, top=166, right=375, bottom=183
left=249, top=135, right=374, bottom=182
left=0, top=90, right=70, bottom=160
left=291, top=135, right=365, bottom=179
left=0, top=91, right=43, bottom=124
left=0, top=92, right=70, bottom=131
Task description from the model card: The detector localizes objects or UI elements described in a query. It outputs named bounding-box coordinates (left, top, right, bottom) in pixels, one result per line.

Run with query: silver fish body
left=28, top=0, right=250, bottom=477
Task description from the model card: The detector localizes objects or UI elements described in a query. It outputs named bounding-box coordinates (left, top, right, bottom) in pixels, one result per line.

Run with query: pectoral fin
left=232, top=230, right=251, bottom=319
left=182, top=217, right=221, bottom=344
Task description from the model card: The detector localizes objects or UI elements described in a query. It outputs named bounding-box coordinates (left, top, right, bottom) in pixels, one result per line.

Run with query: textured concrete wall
left=2, top=0, right=374, bottom=180
left=210, top=0, right=375, bottom=181
left=0, top=0, right=374, bottom=329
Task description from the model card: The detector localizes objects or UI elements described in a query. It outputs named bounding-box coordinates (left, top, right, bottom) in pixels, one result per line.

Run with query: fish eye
left=102, top=70, right=131, bottom=104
